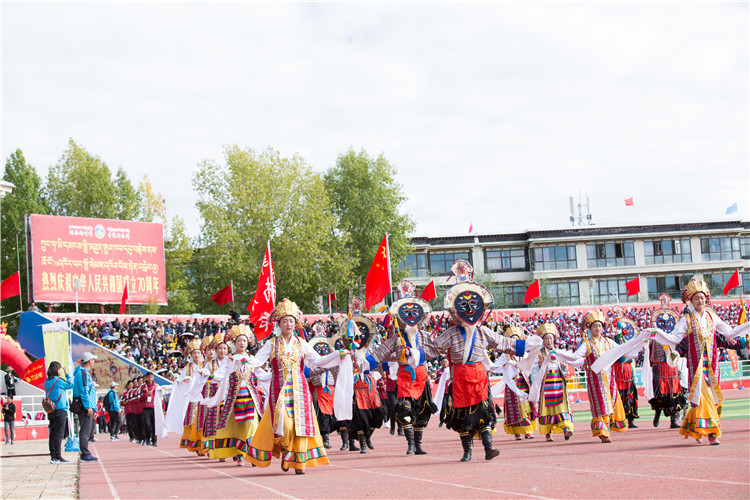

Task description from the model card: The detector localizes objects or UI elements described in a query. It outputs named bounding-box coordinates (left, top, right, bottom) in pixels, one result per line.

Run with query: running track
left=81, top=398, right=750, bottom=499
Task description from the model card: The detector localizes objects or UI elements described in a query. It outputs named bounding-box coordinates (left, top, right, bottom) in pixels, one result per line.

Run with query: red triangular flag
left=624, top=197, right=634, bottom=206
left=625, top=276, right=640, bottom=297
left=723, top=269, right=740, bottom=295
left=365, top=234, right=392, bottom=310
left=326, top=292, right=337, bottom=307
left=420, top=280, right=437, bottom=302
left=0, top=272, right=20, bottom=301
left=212, top=283, right=234, bottom=306
left=524, top=279, right=540, bottom=305
left=248, top=243, right=276, bottom=340
left=119, top=280, right=129, bottom=314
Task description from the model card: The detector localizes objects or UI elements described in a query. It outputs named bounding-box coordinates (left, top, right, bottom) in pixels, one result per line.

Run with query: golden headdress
left=200, top=335, right=214, bottom=352
left=272, top=298, right=302, bottom=324
left=537, top=323, right=559, bottom=338
left=227, top=324, right=256, bottom=346
left=503, top=325, right=526, bottom=340
left=185, top=338, right=202, bottom=356
left=681, top=277, right=710, bottom=304
left=582, top=310, right=607, bottom=331
left=211, top=332, right=227, bottom=349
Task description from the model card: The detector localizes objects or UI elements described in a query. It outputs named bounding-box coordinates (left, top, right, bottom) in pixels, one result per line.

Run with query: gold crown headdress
left=536, top=323, right=559, bottom=338
left=211, top=332, right=227, bottom=349
left=227, top=324, right=256, bottom=346
left=200, top=335, right=214, bottom=352
left=503, top=325, right=526, bottom=340
left=681, top=277, right=710, bottom=304
left=271, top=298, right=302, bottom=324
left=582, top=310, right=607, bottom=331
left=185, top=338, right=202, bottom=356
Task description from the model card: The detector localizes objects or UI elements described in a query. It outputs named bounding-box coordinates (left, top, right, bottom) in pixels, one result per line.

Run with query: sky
left=2, top=2, right=748, bottom=239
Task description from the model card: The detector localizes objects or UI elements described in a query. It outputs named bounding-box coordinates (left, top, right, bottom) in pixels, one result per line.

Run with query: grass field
left=569, top=395, right=750, bottom=422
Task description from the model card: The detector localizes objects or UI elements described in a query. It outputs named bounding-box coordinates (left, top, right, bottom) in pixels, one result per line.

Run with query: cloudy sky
left=3, top=2, right=748, bottom=239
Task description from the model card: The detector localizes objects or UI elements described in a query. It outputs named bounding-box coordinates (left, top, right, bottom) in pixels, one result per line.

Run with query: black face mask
left=454, top=291, right=485, bottom=327
left=312, top=342, right=331, bottom=356
left=398, top=303, right=424, bottom=327
left=354, top=322, right=371, bottom=347
left=656, top=314, right=676, bottom=333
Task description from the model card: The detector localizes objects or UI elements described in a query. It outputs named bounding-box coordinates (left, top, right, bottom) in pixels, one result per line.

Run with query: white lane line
left=512, top=446, right=750, bottom=463
left=328, top=463, right=556, bottom=500
left=91, top=444, right=120, bottom=500
left=155, top=448, right=298, bottom=499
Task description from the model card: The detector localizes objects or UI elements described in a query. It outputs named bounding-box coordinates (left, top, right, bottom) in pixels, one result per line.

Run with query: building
left=399, top=220, right=749, bottom=308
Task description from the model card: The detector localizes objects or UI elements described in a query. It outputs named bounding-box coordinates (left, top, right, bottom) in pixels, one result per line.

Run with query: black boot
left=460, top=434, right=472, bottom=462
left=322, top=432, right=331, bottom=449
left=366, top=429, right=374, bottom=450
left=340, top=429, right=349, bottom=451
left=404, top=427, right=416, bottom=455
left=653, top=409, right=661, bottom=428
left=358, top=433, right=368, bottom=454
left=480, top=430, right=499, bottom=460
left=390, top=420, right=396, bottom=435
left=414, top=429, right=427, bottom=455
left=397, top=425, right=404, bottom=436
left=628, top=418, right=638, bottom=429
left=670, top=414, right=680, bottom=429
left=349, top=430, right=360, bottom=451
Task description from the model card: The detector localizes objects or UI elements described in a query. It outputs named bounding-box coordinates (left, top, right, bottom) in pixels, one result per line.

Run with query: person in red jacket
left=122, top=380, right=136, bottom=442
left=139, top=373, right=157, bottom=447
left=132, top=376, right=145, bottom=445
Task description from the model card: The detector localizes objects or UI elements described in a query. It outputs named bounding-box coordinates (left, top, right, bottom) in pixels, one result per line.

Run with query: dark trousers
left=133, top=412, right=144, bottom=441
left=142, top=408, right=156, bottom=444
left=108, top=411, right=121, bottom=437
left=387, top=390, right=398, bottom=429
left=125, top=413, right=135, bottom=440
left=48, top=409, right=67, bottom=459
left=4, top=420, right=15, bottom=443
left=78, top=410, right=95, bottom=457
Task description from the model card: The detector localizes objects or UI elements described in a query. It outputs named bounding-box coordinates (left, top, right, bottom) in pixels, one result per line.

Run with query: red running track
left=81, top=417, right=749, bottom=499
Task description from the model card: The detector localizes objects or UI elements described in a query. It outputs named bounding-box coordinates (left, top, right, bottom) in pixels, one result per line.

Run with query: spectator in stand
left=73, top=351, right=99, bottom=462
left=2, top=393, right=16, bottom=445
left=106, top=381, right=122, bottom=441
left=45, top=361, right=74, bottom=463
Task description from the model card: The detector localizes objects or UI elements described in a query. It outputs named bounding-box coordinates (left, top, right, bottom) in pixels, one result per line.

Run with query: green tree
left=137, top=175, right=165, bottom=223
left=113, top=168, right=141, bottom=220
left=163, top=216, right=195, bottom=313
left=324, top=148, right=416, bottom=302
left=192, top=146, right=354, bottom=313
left=1, top=149, right=49, bottom=313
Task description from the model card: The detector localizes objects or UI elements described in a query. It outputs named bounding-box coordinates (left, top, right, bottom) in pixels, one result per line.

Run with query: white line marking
left=329, top=463, right=556, bottom=499
left=91, top=444, right=120, bottom=500
left=512, top=446, right=750, bottom=463
left=155, top=448, right=298, bottom=499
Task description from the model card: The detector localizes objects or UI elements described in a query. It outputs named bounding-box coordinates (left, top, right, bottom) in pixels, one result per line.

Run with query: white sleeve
left=302, top=339, right=343, bottom=368
left=715, top=315, right=750, bottom=340
left=233, top=342, right=273, bottom=370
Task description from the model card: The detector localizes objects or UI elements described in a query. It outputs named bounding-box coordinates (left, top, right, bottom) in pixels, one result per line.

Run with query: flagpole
left=385, top=233, right=393, bottom=306
left=16, top=234, right=22, bottom=312
left=230, top=281, right=235, bottom=311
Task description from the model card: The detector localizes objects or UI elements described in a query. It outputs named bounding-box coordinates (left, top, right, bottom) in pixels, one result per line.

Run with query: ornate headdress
left=503, top=325, right=526, bottom=340
left=681, top=277, right=710, bottom=304
left=185, top=338, right=202, bottom=356
left=200, top=335, right=214, bottom=352
left=582, top=310, right=607, bottom=331
left=211, top=332, right=228, bottom=350
left=311, top=321, right=328, bottom=338
left=536, top=323, right=559, bottom=339
left=272, top=298, right=303, bottom=324
left=443, top=260, right=494, bottom=329
left=227, top=324, right=256, bottom=346
left=389, top=280, right=432, bottom=329
left=651, top=294, right=679, bottom=334
left=336, top=297, right=376, bottom=352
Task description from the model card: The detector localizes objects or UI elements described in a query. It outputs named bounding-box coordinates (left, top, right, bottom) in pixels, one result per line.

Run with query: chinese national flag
left=248, top=242, right=276, bottom=340
left=420, top=280, right=437, bottom=302
left=524, top=279, right=540, bottom=305
left=0, top=272, right=20, bottom=301
left=723, top=269, right=740, bottom=295
left=624, top=197, right=634, bottom=206
left=119, top=280, right=129, bottom=314
left=365, top=234, right=392, bottom=310
left=625, top=277, right=641, bottom=297
left=212, top=283, right=234, bottom=306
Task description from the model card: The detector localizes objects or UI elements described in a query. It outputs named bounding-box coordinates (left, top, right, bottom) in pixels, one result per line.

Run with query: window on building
left=704, top=271, right=746, bottom=297
left=428, top=250, right=472, bottom=275
left=586, top=242, right=635, bottom=268
left=493, top=284, right=527, bottom=308
left=485, top=248, right=527, bottom=272
left=545, top=281, right=580, bottom=306
left=398, top=254, right=428, bottom=278
left=644, top=239, right=692, bottom=265
left=741, top=236, right=750, bottom=259
left=700, top=236, right=740, bottom=261
left=531, top=245, right=577, bottom=270
left=646, top=274, right=692, bottom=300
left=590, top=278, right=638, bottom=304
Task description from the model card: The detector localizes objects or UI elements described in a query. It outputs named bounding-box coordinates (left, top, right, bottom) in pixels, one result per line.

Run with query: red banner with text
left=28, top=214, right=167, bottom=305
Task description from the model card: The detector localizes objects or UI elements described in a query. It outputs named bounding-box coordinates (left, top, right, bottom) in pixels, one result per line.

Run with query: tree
left=113, top=168, right=141, bottom=221
left=137, top=175, right=165, bottom=223
left=324, top=148, right=416, bottom=301
left=192, top=146, right=354, bottom=313
left=1, top=149, right=49, bottom=313
left=163, top=216, right=195, bottom=313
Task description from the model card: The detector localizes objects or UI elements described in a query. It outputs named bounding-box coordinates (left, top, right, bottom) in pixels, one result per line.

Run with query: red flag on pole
left=625, top=276, right=641, bottom=297
left=723, top=269, right=740, bottom=295
left=326, top=292, right=336, bottom=307
left=624, top=197, right=634, bottom=206
left=248, top=242, right=276, bottom=340
left=524, top=279, right=540, bottom=305
left=119, top=280, right=129, bottom=314
left=420, top=280, right=437, bottom=302
left=212, top=283, right=234, bottom=306
left=365, top=234, right=392, bottom=310
left=0, top=272, right=20, bottom=301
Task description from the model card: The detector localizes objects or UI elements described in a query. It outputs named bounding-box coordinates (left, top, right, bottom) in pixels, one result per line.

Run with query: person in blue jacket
left=73, top=352, right=99, bottom=462
left=106, top=381, right=122, bottom=441
left=45, top=361, right=74, bottom=464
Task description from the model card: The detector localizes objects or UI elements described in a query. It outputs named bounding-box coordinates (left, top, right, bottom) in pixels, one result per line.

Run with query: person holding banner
left=73, top=352, right=99, bottom=461
left=45, top=362, right=74, bottom=464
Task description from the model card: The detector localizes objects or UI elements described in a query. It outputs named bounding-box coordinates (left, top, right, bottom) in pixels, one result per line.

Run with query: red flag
left=728, top=349, right=739, bottom=373
left=119, top=280, right=129, bottom=314
left=565, top=363, right=575, bottom=381
left=365, top=234, right=392, bottom=310
left=248, top=242, right=276, bottom=340
left=420, top=280, right=437, bottom=302
left=723, top=269, right=740, bottom=295
left=0, top=272, right=20, bottom=300
left=326, top=292, right=336, bottom=307
left=524, top=279, right=540, bottom=305
left=212, top=283, right=234, bottom=306
left=468, top=222, right=474, bottom=234
left=625, top=277, right=640, bottom=297
left=624, top=197, right=634, bottom=206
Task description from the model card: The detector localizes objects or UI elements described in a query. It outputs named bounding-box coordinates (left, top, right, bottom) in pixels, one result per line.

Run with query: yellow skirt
left=246, top=406, right=329, bottom=471
left=538, top=390, right=574, bottom=436
left=179, top=423, right=205, bottom=454
left=206, top=410, right=259, bottom=460
left=504, top=401, right=538, bottom=435
left=680, top=380, right=722, bottom=440
left=590, top=393, right=627, bottom=437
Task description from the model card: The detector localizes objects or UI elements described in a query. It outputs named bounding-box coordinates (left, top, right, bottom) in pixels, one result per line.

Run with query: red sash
left=397, top=364, right=427, bottom=399
left=315, top=386, right=334, bottom=415
left=452, top=363, right=488, bottom=408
